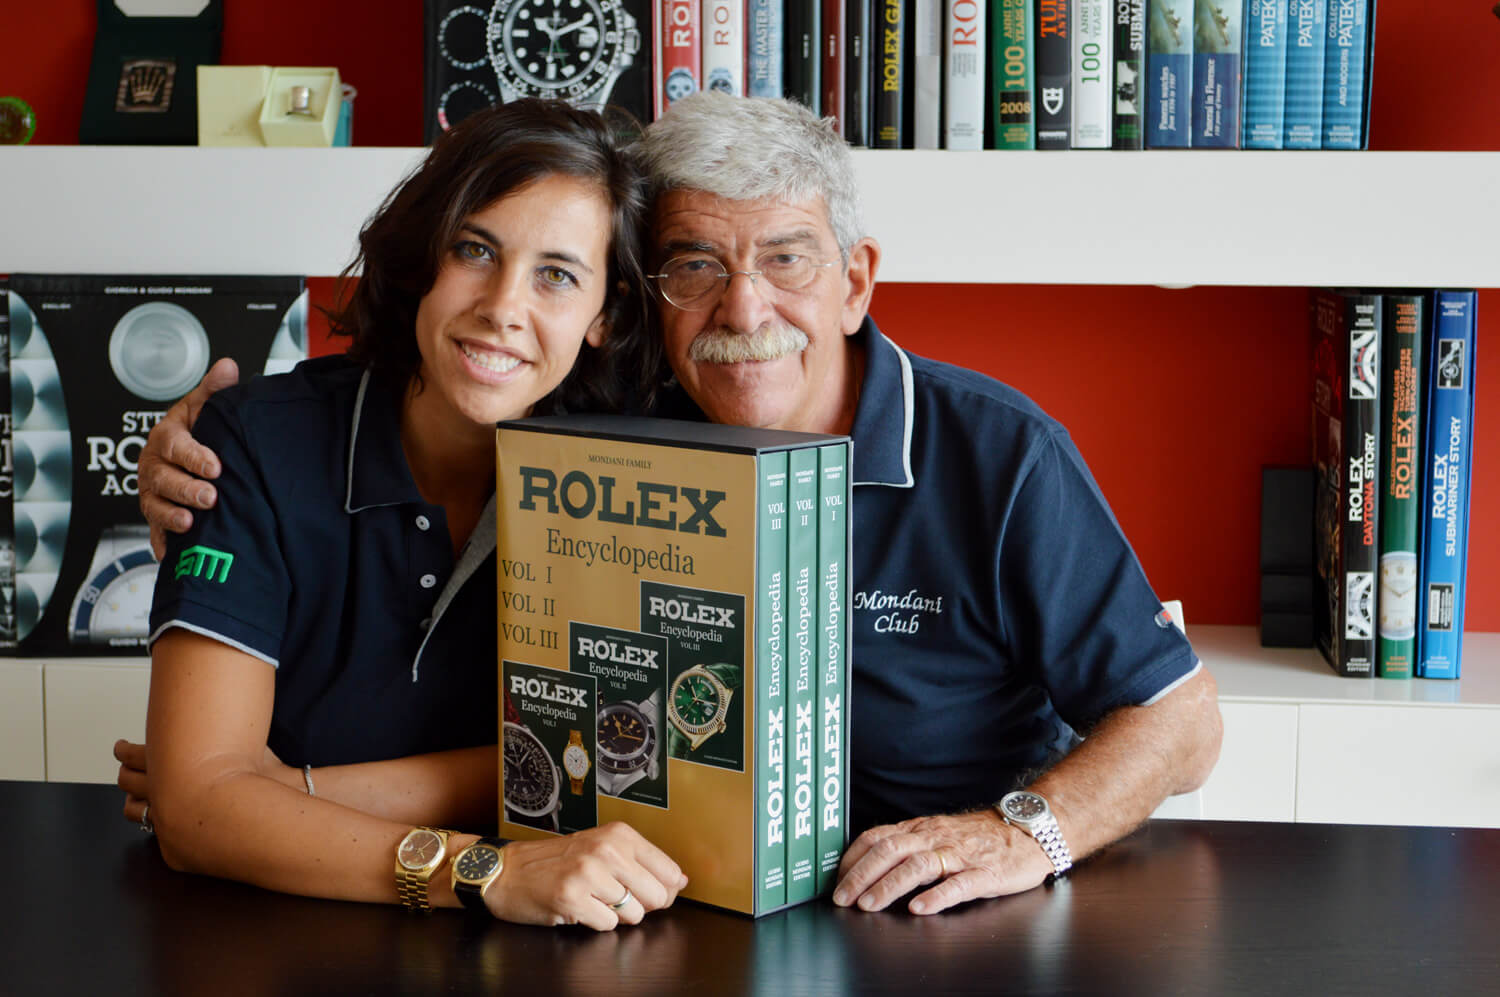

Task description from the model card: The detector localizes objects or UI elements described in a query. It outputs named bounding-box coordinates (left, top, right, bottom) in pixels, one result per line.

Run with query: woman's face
left=412, top=173, right=613, bottom=432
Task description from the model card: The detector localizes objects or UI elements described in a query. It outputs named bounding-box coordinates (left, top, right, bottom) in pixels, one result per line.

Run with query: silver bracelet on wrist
left=303, top=764, right=316, bottom=797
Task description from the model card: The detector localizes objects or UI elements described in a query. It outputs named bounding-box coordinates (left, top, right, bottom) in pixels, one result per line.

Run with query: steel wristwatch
left=996, top=790, right=1073, bottom=879
left=485, top=0, right=640, bottom=109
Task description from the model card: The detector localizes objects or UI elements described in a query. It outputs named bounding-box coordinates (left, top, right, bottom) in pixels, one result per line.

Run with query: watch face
left=398, top=829, right=444, bottom=871
left=487, top=0, right=628, bottom=101
left=670, top=670, right=725, bottom=734
left=73, top=551, right=159, bottom=642
left=455, top=843, right=502, bottom=882
left=1003, top=792, right=1048, bottom=822
left=503, top=721, right=560, bottom=816
left=598, top=702, right=653, bottom=772
left=108, top=301, right=211, bottom=402
left=563, top=743, right=590, bottom=779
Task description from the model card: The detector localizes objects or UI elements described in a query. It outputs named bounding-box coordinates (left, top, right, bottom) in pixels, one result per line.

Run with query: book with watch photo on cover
left=503, top=659, right=599, bottom=833
left=495, top=414, right=852, bottom=916
left=0, top=278, right=14, bottom=649
left=5, top=274, right=307, bottom=657
left=422, top=0, right=652, bottom=143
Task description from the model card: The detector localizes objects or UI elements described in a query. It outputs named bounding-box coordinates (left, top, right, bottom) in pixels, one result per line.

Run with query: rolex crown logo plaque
left=496, top=415, right=852, bottom=916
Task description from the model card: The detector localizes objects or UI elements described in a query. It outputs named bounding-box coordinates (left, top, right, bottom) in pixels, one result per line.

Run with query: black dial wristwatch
left=997, top=790, right=1073, bottom=879
left=485, top=0, right=640, bottom=108
left=596, top=690, right=660, bottom=796
left=451, top=836, right=509, bottom=912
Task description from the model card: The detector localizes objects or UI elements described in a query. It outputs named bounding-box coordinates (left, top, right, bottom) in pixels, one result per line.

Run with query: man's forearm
left=1027, top=665, right=1223, bottom=865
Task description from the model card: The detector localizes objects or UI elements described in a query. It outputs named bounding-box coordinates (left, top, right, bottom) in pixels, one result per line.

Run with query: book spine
left=0, top=280, right=11, bottom=648
left=1242, top=0, right=1288, bottom=147
left=1376, top=293, right=1424, bottom=679
left=912, top=0, right=943, bottom=148
left=1110, top=0, right=1145, bottom=149
left=656, top=0, right=703, bottom=117
left=785, top=447, right=819, bottom=903
left=1282, top=0, right=1325, bottom=147
left=785, top=3, right=821, bottom=112
left=1145, top=0, right=1191, bottom=147
left=874, top=0, right=907, bottom=148
left=990, top=0, right=1034, bottom=149
left=747, top=0, right=784, bottom=97
left=1320, top=0, right=1367, bottom=149
left=756, top=451, right=789, bottom=911
left=1035, top=0, right=1072, bottom=148
left=1417, top=290, right=1479, bottom=680
left=845, top=0, right=874, bottom=146
left=823, top=0, right=847, bottom=136
left=944, top=0, right=986, bottom=149
left=1070, top=0, right=1112, bottom=147
left=814, top=444, right=849, bottom=896
left=702, top=0, right=747, bottom=97
left=1191, top=0, right=1244, bottom=148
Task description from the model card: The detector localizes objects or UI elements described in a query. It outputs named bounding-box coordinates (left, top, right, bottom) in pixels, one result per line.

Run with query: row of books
left=495, top=417, right=852, bottom=915
left=1312, top=287, right=1479, bottom=679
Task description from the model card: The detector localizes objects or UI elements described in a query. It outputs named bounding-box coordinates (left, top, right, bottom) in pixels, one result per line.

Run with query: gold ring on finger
left=934, top=848, right=949, bottom=878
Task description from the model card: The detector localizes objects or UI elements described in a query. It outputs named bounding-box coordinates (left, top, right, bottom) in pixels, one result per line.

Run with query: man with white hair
left=134, top=93, right=1221, bottom=916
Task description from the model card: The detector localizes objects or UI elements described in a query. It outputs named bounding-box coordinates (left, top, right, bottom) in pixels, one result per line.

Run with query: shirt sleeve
left=147, top=396, right=290, bottom=666
left=997, top=429, right=1198, bottom=730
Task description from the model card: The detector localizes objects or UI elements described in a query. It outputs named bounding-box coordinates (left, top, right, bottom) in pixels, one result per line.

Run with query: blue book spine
left=1147, top=0, right=1194, bottom=146
left=1242, top=0, right=1289, bottom=148
left=1282, top=0, right=1325, bottom=147
left=1416, top=291, right=1479, bottom=679
left=1320, top=0, right=1367, bottom=149
left=1192, top=0, right=1244, bottom=148
left=748, top=0, right=785, bottom=97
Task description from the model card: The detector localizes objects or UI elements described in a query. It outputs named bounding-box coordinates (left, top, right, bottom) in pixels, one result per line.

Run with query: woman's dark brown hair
left=332, top=99, right=661, bottom=415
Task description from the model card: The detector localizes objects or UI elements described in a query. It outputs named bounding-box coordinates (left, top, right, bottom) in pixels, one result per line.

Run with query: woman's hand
left=487, top=822, right=688, bottom=930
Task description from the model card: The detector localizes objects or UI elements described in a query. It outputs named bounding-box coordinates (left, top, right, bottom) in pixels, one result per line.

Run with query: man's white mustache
left=688, top=324, right=810, bottom=364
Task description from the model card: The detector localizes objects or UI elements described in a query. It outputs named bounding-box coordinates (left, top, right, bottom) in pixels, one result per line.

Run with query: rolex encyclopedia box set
left=495, top=415, right=852, bottom=915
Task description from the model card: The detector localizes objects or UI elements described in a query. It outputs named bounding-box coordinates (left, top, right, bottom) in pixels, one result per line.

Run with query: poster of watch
left=570, top=621, right=669, bottom=807
left=422, top=0, right=652, bottom=142
left=503, top=660, right=599, bottom=834
left=640, top=580, right=745, bottom=772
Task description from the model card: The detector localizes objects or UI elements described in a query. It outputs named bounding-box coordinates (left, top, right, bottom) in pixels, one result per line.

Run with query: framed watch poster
left=423, top=0, right=652, bottom=143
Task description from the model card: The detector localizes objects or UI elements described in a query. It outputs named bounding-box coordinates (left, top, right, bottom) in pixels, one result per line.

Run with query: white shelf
left=3, top=147, right=1499, bottom=285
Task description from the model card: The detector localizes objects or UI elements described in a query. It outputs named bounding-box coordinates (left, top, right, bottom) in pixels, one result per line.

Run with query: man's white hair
left=634, top=92, right=865, bottom=252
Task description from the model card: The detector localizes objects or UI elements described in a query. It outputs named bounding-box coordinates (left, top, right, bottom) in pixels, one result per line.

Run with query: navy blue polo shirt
left=847, top=319, right=1199, bottom=832
left=148, top=356, right=497, bottom=768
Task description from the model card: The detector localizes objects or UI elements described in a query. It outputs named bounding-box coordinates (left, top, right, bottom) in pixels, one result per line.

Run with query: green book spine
left=756, top=451, right=789, bottom=910
left=1377, top=293, right=1425, bottom=678
left=784, top=446, right=819, bottom=903
left=814, top=444, right=849, bottom=894
left=990, top=0, right=1035, bottom=147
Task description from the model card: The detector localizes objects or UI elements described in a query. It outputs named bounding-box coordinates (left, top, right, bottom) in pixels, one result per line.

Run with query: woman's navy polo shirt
left=148, top=356, right=497, bottom=767
left=845, top=320, right=1200, bottom=832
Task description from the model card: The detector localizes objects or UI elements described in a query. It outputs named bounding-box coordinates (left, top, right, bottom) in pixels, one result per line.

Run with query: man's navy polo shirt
left=149, top=356, right=497, bottom=768
left=847, top=319, right=1199, bottom=832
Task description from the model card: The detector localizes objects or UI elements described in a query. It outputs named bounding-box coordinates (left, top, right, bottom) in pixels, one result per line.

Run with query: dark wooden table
left=4, top=781, right=1496, bottom=995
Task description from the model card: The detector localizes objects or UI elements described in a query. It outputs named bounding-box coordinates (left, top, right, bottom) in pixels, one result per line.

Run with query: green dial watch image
left=668, top=663, right=733, bottom=751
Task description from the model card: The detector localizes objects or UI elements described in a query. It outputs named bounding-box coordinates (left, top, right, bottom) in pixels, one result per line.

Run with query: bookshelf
left=3, top=147, right=1500, bottom=287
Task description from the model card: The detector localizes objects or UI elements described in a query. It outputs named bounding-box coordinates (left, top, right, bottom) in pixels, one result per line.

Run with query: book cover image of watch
left=68, top=524, right=157, bottom=646
left=596, top=689, right=660, bottom=798
left=667, top=662, right=734, bottom=752
left=485, top=0, right=641, bottom=107
left=503, top=720, right=561, bottom=832
left=563, top=728, right=591, bottom=795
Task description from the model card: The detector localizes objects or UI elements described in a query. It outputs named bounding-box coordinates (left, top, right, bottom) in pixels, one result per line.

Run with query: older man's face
left=651, top=189, right=870, bottom=435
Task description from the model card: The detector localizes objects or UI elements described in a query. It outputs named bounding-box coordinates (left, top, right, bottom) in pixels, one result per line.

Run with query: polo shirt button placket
left=415, top=515, right=431, bottom=532
left=419, top=574, right=437, bottom=590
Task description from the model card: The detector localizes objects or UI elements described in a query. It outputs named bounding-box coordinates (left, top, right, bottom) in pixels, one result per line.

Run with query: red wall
left=3, top=1, right=1496, bottom=628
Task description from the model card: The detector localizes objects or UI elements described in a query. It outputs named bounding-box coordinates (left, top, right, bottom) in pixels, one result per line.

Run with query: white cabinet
left=1197, top=702, right=1300, bottom=822
left=42, top=659, right=150, bottom=784
left=0, top=660, right=46, bottom=781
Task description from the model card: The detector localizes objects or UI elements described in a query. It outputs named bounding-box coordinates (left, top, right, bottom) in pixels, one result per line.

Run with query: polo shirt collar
left=345, top=370, right=424, bottom=513
left=850, top=317, right=915, bottom=488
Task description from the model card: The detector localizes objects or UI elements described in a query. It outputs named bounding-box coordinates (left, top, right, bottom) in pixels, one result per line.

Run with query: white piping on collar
left=853, top=335, right=915, bottom=489
left=411, top=492, right=498, bottom=682
left=343, top=369, right=371, bottom=514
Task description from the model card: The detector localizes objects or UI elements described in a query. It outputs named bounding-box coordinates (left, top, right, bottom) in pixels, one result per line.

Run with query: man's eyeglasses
left=648, top=253, right=837, bottom=310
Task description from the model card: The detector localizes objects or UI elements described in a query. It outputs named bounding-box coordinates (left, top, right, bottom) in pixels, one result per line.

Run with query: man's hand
left=832, top=810, right=1053, bottom=915
left=487, top=822, right=688, bottom=930
left=139, top=357, right=238, bottom=559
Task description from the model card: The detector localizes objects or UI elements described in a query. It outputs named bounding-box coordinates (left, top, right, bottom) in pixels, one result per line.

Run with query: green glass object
left=0, top=97, right=37, bottom=145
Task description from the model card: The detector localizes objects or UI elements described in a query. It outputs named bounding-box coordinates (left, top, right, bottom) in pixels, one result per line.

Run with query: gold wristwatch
left=564, top=728, right=592, bottom=795
left=395, top=826, right=456, bottom=912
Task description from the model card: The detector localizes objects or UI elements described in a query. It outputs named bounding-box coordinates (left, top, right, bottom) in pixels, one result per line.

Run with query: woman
left=129, top=99, right=684, bottom=930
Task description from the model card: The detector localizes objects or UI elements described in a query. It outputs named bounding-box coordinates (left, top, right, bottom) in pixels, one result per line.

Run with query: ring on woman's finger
left=139, top=803, right=155, bottom=835
left=933, top=848, right=949, bottom=878
left=608, top=886, right=633, bottom=911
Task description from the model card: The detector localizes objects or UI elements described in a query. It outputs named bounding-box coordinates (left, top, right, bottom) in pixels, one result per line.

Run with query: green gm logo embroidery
left=176, top=545, right=234, bottom=584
